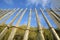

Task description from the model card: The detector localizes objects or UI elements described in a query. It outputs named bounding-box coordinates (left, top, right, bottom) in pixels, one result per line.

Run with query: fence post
left=40, top=8, right=60, bottom=40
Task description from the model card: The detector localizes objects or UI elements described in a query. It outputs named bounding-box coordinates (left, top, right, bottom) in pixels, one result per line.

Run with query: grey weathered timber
left=50, top=9, right=60, bottom=18
left=0, top=8, right=16, bottom=20
left=8, top=8, right=27, bottom=40
left=0, top=8, right=21, bottom=40
left=1, top=10, right=16, bottom=24
left=0, top=10, right=13, bottom=20
left=46, top=9, right=60, bottom=28
left=23, top=9, right=32, bottom=40
left=0, top=10, right=11, bottom=18
left=35, top=8, right=45, bottom=40
left=40, top=8, right=60, bottom=40
left=1, top=8, right=19, bottom=24
left=58, top=9, right=60, bottom=11
left=48, top=9, right=60, bottom=22
left=56, top=8, right=60, bottom=12
left=0, top=10, right=9, bottom=17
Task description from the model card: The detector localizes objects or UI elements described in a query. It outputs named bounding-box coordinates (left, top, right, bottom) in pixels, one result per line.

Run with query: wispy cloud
left=26, top=0, right=41, bottom=6
left=4, top=0, right=13, bottom=5
left=42, top=0, right=48, bottom=7
left=26, top=0, right=49, bottom=8
left=27, top=0, right=40, bottom=6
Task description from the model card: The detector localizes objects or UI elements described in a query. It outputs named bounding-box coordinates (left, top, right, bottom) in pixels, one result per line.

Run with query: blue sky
left=0, top=0, right=51, bottom=9
left=0, top=0, right=57, bottom=28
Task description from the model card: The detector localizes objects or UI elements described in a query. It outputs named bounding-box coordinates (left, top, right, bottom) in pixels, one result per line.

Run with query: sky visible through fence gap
left=0, top=0, right=58, bottom=28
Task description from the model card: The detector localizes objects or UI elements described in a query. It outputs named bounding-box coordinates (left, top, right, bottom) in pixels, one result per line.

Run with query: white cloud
left=27, top=0, right=41, bottom=6
left=27, top=0, right=49, bottom=7
left=4, top=0, right=13, bottom=5
left=42, top=0, right=48, bottom=7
